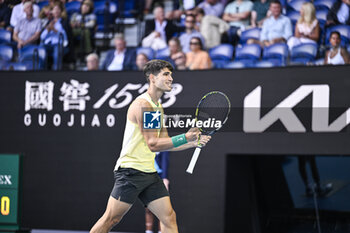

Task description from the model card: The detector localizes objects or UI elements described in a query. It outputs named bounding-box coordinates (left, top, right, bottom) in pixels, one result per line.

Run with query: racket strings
left=196, top=93, right=230, bottom=133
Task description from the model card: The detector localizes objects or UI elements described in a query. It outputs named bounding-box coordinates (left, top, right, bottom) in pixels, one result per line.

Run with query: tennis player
left=90, top=60, right=211, bottom=233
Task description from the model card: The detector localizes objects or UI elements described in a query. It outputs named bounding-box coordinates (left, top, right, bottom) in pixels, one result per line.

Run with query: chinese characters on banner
left=24, top=80, right=183, bottom=128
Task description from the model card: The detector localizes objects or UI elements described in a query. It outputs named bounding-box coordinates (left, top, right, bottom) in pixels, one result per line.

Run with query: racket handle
left=186, top=147, right=202, bottom=174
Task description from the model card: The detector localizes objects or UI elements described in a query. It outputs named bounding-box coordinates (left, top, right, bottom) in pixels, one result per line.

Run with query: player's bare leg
left=147, top=196, right=178, bottom=233
left=90, top=196, right=132, bottom=233
left=145, top=208, right=155, bottom=232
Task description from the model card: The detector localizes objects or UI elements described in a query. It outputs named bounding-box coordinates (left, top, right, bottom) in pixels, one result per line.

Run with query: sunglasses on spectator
left=190, top=41, right=200, bottom=45
left=186, top=20, right=195, bottom=23
left=173, top=55, right=185, bottom=60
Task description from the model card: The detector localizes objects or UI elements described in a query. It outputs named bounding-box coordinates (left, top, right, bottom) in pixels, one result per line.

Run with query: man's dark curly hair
left=143, top=59, right=174, bottom=83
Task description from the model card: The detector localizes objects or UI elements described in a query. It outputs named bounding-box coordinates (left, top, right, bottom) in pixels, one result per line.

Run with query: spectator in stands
left=40, top=2, right=68, bottom=70
left=10, top=0, right=39, bottom=29
left=166, top=0, right=197, bottom=20
left=259, top=0, right=292, bottom=47
left=179, top=14, right=205, bottom=53
left=324, top=31, right=350, bottom=64
left=85, top=53, right=99, bottom=70
left=39, top=0, right=67, bottom=28
left=143, top=5, right=178, bottom=44
left=13, top=1, right=41, bottom=49
left=326, top=0, right=350, bottom=27
left=153, top=37, right=182, bottom=65
left=135, top=52, right=149, bottom=71
left=143, top=0, right=153, bottom=15
left=196, top=7, right=229, bottom=49
left=172, top=51, right=188, bottom=70
left=0, top=0, right=11, bottom=29
left=101, top=34, right=136, bottom=71
left=70, top=0, right=96, bottom=60
left=186, top=36, right=212, bottom=70
left=39, top=4, right=52, bottom=28
left=222, top=0, right=254, bottom=46
left=287, top=2, right=319, bottom=51
left=169, top=37, right=182, bottom=57
left=250, top=0, right=270, bottom=27
left=197, top=0, right=225, bottom=17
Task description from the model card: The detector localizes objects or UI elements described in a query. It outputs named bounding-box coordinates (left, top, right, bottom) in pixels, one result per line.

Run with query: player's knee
left=110, top=215, right=123, bottom=227
left=162, top=209, right=177, bottom=227
left=102, top=214, right=122, bottom=228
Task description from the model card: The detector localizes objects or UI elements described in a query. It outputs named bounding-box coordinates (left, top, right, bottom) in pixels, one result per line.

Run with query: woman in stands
left=287, top=2, right=320, bottom=51
left=185, top=36, right=212, bottom=70
left=70, top=0, right=96, bottom=60
left=168, top=37, right=182, bottom=58
left=324, top=31, right=350, bottom=65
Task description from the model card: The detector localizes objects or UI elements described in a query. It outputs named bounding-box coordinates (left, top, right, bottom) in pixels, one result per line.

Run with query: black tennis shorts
left=110, top=167, right=169, bottom=206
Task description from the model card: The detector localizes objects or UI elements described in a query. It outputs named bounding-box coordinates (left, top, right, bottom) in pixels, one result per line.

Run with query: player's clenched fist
left=185, top=127, right=200, bottom=142
left=198, top=135, right=211, bottom=147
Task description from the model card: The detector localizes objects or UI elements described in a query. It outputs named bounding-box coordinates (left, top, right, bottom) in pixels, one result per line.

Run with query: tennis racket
left=186, top=91, right=231, bottom=174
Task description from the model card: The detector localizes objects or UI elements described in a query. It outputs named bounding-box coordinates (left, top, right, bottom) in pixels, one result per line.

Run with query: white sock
left=145, top=231, right=153, bottom=233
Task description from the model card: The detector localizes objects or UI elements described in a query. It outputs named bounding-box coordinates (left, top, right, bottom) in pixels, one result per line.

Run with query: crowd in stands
left=0, top=0, right=349, bottom=71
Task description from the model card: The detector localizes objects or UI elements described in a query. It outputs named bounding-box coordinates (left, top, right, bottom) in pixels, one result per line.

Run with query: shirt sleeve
left=260, top=19, right=268, bottom=41
left=13, top=19, right=21, bottom=33
left=85, top=14, right=96, bottom=28
left=224, top=3, right=232, bottom=14
left=282, top=17, right=293, bottom=40
left=40, top=28, right=48, bottom=42
left=247, top=1, right=254, bottom=11
left=35, top=19, right=42, bottom=33
left=33, top=5, right=39, bottom=18
left=55, top=21, right=68, bottom=47
left=10, top=5, right=18, bottom=27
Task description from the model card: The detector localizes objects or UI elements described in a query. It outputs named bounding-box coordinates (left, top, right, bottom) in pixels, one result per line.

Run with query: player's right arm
left=128, top=98, right=199, bottom=152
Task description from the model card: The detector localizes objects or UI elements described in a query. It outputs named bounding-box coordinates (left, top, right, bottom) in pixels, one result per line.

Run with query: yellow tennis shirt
left=114, top=92, right=163, bottom=173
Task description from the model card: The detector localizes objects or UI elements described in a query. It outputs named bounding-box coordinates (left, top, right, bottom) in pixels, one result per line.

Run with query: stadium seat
left=209, top=44, right=234, bottom=60
left=280, top=0, right=287, bottom=11
left=209, top=44, right=234, bottom=68
left=0, top=45, right=14, bottom=61
left=94, top=1, right=117, bottom=31
left=286, top=10, right=300, bottom=28
left=224, top=61, right=249, bottom=69
left=155, top=47, right=170, bottom=59
left=287, top=0, right=310, bottom=12
left=316, top=9, right=328, bottom=28
left=325, top=25, right=350, bottom=47
left=0, top=29, right=11, bottom=44
left=254, top=60, right=278, bottom=68
left=4, top=61, right=32, bottom=71
left=116, top=0, right=138, bottom=18
left=37, top=1, right=49, bottom=10
left=291, top=43, right=318, bottom=64
left=18, top=45, right=47, bottom=70
left=137, top=47, right=155, bottom=60
left=240, top=27, right=261, bottom=44
left=313, top=57, right=325, bottom=65
left=235, top=44, right=261, bottom=61
left=315, top=10, right=328, bottom=45
left=262, top=43, right=288, bottom=65
left=65, top=1, right=81, bottom=17
left=314, top=0, right=335, bottom=10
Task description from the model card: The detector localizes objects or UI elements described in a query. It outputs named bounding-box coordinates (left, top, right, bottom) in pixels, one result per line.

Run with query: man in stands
left=259, top=0, right=292, bottom=47
left=13, top=1, right=41, bottom=49
left=10, top=0, right=39, bottom=29
left=101, top=34, right=136, bottom=71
